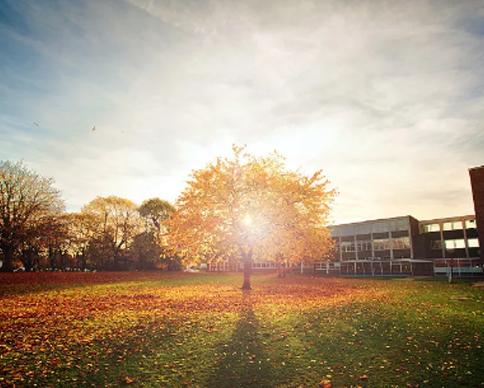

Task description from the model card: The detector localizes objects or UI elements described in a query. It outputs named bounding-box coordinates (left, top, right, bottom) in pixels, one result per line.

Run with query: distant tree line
left=0, top=160, right=179, bottom=272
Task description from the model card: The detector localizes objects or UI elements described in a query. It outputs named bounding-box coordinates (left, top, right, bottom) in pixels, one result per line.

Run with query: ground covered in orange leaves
left=1, top=272, right=483, bottom=387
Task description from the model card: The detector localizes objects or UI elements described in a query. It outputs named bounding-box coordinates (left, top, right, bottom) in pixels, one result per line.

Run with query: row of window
left=333, top=218, right=477, bottom=238
left=430, top=238, right=479, bottom=250
left=334, top=218, right=409, bottom=237
left=335, top=237, right=410, bottom=252
left=341, top=257, right=410, bottom=261
left=421, top=219, right=476, bottom=233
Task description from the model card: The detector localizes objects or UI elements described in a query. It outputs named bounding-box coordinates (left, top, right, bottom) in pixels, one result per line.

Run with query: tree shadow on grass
left=204, top=291, right=274, bottom=388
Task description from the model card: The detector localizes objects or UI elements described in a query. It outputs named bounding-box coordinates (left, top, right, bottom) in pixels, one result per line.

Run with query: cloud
left=1, top=0, right=483, bottom=222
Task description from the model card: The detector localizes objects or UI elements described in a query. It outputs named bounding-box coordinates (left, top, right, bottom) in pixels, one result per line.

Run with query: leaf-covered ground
left=0, top=272, right=483, bottom=388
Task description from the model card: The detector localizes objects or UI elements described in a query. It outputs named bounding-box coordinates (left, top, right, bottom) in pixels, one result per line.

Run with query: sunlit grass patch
left=0, top=272, right=483, bottom=387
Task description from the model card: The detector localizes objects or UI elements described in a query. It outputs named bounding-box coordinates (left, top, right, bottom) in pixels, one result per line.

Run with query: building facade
left=331, top=216, right=432, bottom=276
left=330, top=214, right=481, bottom=277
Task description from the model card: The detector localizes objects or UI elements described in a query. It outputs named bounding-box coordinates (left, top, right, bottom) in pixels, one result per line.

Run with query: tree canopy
left=166, top=146, right=336, bottom=289
left=139, top=198, right=176, bottom=234
left=0, top=160, right=65, bottom=272
left=81, top=196, right=141, bottom=270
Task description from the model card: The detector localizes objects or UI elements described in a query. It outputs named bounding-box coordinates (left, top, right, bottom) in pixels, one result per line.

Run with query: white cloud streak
left=1, top=0, right=483, bottom=222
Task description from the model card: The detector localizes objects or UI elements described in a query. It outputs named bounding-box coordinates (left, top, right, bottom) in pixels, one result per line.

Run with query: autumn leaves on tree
left=166, top=146, right=336, bottom=289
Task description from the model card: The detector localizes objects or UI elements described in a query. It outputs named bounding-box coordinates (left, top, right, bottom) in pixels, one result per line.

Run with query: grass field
left=1, top=272, right=484, bottom=388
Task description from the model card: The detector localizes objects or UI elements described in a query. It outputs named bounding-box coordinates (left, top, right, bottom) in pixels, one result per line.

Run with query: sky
left=1, top=0, right=483, bottom=225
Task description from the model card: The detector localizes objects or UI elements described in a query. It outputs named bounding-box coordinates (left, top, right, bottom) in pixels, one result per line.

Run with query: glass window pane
left=443, top=221, right=463, bottom=231
left=397, top=218, right=408, bottom=231
left=374, top=238, right=389, bottom=250
left=341, top=225, right=354, bottom=236
left=443, top=222, right=453, bottom=231
left=341, top=241, right=355, bottom=252
left=452, top=221, right=463, bottom=230
left=445, top=239, right=466, bottom=249
left=468, top=238, right=479, bottom=248
left=390, top=219, right=408, bottom=232
left=356, top=224, right=371, bottom=235
left=373, top=222, right=388, bottom=233
left=392, top=236, right=410, bottom=249
left=455, top=239, right=465, bottom=248
left=465, top=219, right=476, bottom=229
left=423, top=223, right=440, bottom=232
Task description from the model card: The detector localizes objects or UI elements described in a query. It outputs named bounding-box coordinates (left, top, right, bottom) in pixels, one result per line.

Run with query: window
left=373, top=222, right=388, bottom=233
left=356, top=224, right=371, bottom=235
left=392, top=237, right=410, bottom=249
left=390, top=218, right=408, bottom=232
left=430, top=240, right=443, bottom=250
left=357, top=240, right=372, bottom=252
left=330, top=228, right=340, bottom=237
left=340, top=225, right=354, bottom=237
left=333, top=241, right=340, bottom=252
left=467, top=238, right=479, bottom=248
left=465, top=219, right=477, bottom=229
left=444, top=239, right=466, bottom=249
left=374, top=239, right=390, bottom=250
left=341, top=241, right=355, bottom=252
left=443, top=221, right=463, bottom=231
left=422, top=223, right=440, bottom=233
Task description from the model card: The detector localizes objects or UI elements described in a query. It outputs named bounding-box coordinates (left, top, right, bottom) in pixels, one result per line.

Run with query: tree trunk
left=23, top=248, right=34, bottom=272
left=241, top=250, right=253, bottom=290
left=48, top=247, right=54, bottom=270
left=0, top=244, right=14, bottom=272
left=113, top=249, right=119, bottom=270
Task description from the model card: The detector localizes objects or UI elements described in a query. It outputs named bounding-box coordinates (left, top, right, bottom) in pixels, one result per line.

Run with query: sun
left=243, top=214, right=252, bottom=225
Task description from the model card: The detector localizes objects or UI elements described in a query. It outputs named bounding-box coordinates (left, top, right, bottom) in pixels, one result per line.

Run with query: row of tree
left=1, top=147, right=336, bottom=288
left=0, top=160, right=177, bottom=272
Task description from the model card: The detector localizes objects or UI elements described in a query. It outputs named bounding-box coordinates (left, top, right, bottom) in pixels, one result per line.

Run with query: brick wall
left=469, top=166, right=484, bottom=264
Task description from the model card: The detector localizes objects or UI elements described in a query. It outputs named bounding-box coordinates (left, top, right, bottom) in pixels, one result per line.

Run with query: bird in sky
left=92, top=126, right=96, bottom=131
left=33, top=122, right=39, bottom=127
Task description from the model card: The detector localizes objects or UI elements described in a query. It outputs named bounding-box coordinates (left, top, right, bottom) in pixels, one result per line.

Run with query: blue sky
left=1, top=0, right=483, bottom=224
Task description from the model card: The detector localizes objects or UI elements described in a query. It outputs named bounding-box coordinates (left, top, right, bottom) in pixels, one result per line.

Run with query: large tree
left=64, top=212, right=97, bottom=271
left=166, top=146, right=336, bottom=289
left=139, top=198, right=175, bottom=234
left=135, top=198, right=176, bottom=270
left=82, top=196, right=141, bottom=270
left=0, top=160, right=65, bottom=272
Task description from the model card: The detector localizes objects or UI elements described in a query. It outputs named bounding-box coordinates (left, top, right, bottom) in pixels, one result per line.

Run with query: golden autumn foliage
left=165, top=145, right=336, bottom=288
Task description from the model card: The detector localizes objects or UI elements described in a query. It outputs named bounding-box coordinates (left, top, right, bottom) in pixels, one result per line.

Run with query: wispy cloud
left=1, top=0, right=483, bottom=222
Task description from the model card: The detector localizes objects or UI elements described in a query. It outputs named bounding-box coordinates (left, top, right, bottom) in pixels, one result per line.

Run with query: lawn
left=1, top=272, right=483, bottom=388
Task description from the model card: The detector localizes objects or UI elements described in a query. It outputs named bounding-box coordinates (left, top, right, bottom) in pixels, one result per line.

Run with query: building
left=417, top=215, right=480, bottom=277
left=469, top=165, right=484, bottom=267
left=330, top=216, right=433, bottom=276
left=330, top=214, right=481, bottom=277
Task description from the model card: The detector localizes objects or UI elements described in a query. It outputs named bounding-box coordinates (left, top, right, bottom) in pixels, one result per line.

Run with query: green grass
left=1, top=272, right=483, bottom=387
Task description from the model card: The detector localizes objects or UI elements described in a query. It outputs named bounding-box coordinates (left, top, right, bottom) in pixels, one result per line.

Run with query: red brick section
left=469, top=166, right=484, bottom=265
